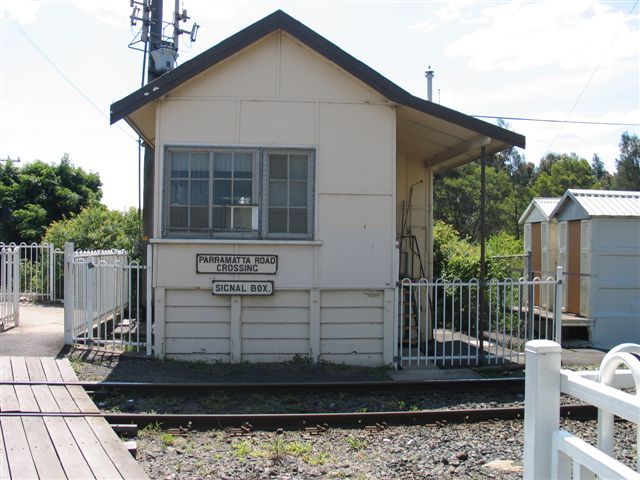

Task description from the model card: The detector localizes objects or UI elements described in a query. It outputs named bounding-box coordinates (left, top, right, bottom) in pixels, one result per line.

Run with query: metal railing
left=64, top=243, right=152, bottom=354
left=0, top=246, right=20, bottom=331
left=0, top=242, right=64, bottom=302
left=395, top=270, right=562, bottom=367
left=524, top=341, right=639, bottom=479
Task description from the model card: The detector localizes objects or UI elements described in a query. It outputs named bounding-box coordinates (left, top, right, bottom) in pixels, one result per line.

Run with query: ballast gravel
left=136, top=419, right=637, bottom=480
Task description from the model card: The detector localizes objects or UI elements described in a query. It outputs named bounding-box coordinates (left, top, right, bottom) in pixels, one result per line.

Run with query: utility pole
left=128, top=0, right=199, bottom=242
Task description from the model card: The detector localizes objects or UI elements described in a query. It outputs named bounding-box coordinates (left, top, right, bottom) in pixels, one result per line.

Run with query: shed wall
left=151, top=31, right=396, bottom=365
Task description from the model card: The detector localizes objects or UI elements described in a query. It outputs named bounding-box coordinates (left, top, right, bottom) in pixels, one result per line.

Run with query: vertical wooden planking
left=43, top=416, right=95, bottom=479
left=9, top=357, right=28, bottom=381
left=230, top=295, right=242, bottom=363
left=0, top=357, right=12, bottom=382
left=0, top=384, right=20, bottom=412
left=0, top=422, right=11, bottom=479
left=55, top=358, right=78, bottom=382
left=50, top=385, right=80, bottom=413
left=31, top=385, right=60, bottom=413
left=22, top=416, right=67, bottom=479
left=85, top=417, right=149, bottom=480
left=64, top=417, right=122, bottom=480
left=25, top=357, right=46, bottom=382
left=40, top=357, right=64, bottom=382
left=1, top=417, right=39, bottom=479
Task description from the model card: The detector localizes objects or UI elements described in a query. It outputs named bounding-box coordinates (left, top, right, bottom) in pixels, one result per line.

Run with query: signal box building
left=549, top=189, right=640, bottom=349
left=110, top=10, right=525, bottom=365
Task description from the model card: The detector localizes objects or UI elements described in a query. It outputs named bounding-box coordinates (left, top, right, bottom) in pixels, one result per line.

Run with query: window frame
left=162, top=146, right=314, bottom=240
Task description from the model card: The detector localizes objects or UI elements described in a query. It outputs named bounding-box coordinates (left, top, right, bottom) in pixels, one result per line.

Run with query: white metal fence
left=63, top=243, right=152, bottom=354
left=0, top=242, right=64, bottom=302
left=524, top=340, right=639, bottom=479
left=0, top=246, right=20, bottom=331
left=395, top=270, right=562, bottom=367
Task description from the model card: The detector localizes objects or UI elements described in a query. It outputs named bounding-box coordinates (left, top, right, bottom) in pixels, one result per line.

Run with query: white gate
left=0, top=242, right=64, bottom=302
left=395, top=270, right=563, bottom=367
left=0, top=246, right=20, bottom=331
left=63, top=243, right=152, bottom=355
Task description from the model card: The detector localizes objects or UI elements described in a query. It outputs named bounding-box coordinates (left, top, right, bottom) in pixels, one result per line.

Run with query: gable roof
left=519, top=197, right=561, bottom=224
left=550, top=189, right=640, bottom=220
left=110, top=10, right=525, bottom=151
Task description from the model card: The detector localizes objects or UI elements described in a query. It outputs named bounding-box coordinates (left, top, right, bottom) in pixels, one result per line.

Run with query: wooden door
left=531, top=222, right=542, bottom=305
left=566, top=220, right=581, bottom=314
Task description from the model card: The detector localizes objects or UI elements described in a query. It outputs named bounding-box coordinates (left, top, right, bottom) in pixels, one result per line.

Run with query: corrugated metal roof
left=563, top=189, right=640, bottom=218
left=534, top=197, right=561, bottom=219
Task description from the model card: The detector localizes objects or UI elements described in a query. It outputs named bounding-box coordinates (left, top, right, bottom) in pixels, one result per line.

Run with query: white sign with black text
left=196, top=254, right=278, bottom=274
left=212, top=280, right=274, bottom=296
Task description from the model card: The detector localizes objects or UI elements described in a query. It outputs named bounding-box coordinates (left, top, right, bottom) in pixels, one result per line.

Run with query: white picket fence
left=0, top=246, right=20, bottom=331
left=0, top=242, right=64, bottom=302
left=63, top=243, right=152, bottom=354
left=395, top=270, right=562, bottom=367
left=524, top=340, right=640, bottom=479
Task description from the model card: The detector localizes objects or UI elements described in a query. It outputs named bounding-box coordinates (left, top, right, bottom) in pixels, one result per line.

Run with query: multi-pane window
left=163, top=147, right=313, bottom=239
left=266, top=153, right=311, bottom=236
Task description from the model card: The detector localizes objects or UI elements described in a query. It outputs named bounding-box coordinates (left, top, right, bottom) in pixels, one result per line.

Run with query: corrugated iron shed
left=518, top=197, right=561, bottom=224
left=551, top=189, right=640, bottom=219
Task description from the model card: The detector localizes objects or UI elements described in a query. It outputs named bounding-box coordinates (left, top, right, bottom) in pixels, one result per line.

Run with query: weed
left=303, top=450, right=331, bottom=466
left=161, top=433, right=175, bottom=447
left=409, top=405, right=420, bottom=412
left=139, top=422, right=162, bottom=437
left=356, top=407, right=368, bottom=413
left=232, top=439, right=253, bottom=458
left=345, top=436, right=367, bottom=452
left=397, top=401, right=406, bottom=410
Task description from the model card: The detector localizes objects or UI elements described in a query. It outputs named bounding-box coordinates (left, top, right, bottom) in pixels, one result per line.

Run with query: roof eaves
left=110, top=10, right=525, bottom=149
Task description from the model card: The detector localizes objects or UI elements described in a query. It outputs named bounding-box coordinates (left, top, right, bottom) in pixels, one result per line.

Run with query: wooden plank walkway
left=0, top=357, right=148, bottom=479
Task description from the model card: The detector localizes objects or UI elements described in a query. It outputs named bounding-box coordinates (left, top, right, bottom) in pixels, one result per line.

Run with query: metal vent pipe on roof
left=425, top=67, right=434, bottom=102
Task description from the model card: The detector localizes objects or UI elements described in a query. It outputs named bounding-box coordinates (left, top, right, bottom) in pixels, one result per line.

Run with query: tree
left=44, top=205, right=141, bottom=258
left=615, top=132, right=640, bottom=190
left=434, top=162, right=514, bottom=242
left=530, top=153, right=596, bottom=197
left=0, top=155, right=102, bottom=243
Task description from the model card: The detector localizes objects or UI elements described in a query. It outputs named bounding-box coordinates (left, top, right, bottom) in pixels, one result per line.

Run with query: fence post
left=146, top=243, right=153, bottom=356
left=554, top=266, right=563, bottom=344
left=523, top=339, right=562, bottom=480
left=48, top=243, right=55, bottom=301
left=63, top=243, right=74, bottom=344
left=12, top=248, right=20, bottom=327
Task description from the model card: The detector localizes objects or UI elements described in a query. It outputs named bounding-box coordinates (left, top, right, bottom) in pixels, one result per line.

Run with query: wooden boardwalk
left=0, top=357, right=148, bottom=479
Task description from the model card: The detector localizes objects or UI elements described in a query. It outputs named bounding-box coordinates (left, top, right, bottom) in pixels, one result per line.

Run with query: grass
left=161, top=432, right=175, bottom=447
left=231, top=439, right=253, bottom=458
left=345, top=436, right=367, bottom=452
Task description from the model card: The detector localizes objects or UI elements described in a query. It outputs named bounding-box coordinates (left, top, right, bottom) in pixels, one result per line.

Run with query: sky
left=0, top=0, right=638, bottom=210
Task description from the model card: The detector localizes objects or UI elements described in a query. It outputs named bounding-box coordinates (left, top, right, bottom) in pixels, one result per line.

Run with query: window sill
left=150, top=238, right=323, bottom=246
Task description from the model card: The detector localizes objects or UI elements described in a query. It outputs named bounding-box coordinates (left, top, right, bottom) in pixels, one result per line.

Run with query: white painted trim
left=150, top=238, right=323, bottom=246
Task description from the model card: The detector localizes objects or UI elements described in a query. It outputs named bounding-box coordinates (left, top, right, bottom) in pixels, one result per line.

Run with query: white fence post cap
left=525, top=339, right=562, bottom=354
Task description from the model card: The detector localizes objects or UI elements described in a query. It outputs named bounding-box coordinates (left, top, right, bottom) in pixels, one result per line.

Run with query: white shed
left=550, top=189, right=640, bottom=348
left=110, top=10, right=525, bottom=366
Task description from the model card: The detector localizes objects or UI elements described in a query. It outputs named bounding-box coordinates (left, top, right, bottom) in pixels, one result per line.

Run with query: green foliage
left=0, top=155, right=102, bottom=243
left=615, top=132, right=640, bottom=190
left=44, top=205, right=141, bottom=258
left=529, top=153, right=596, bottom=197
left=433, top=220, right=523, bottom=281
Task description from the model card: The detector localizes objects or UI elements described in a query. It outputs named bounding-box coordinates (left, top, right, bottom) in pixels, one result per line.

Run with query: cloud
left=444, top=0, right=639, bottom=71
left=0, top=0, right=40, bottom=24
left=407, top=0, right=475, bottom=33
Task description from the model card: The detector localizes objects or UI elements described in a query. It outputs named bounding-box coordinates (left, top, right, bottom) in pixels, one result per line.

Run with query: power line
left=2, top=10, right=137, bottom=142
left=544, top=0, right=639, bottom=154
left=472, top=115, right=639, bottom=127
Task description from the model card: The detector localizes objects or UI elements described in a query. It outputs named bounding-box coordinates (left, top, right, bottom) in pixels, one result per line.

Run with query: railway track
left=0, top=378, right=598, bottom=432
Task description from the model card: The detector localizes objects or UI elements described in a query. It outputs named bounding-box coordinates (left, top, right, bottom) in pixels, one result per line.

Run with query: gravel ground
left=94, top=389, right=596, bottom=415
left=67, top=348, right=393, bottom=383
left=136, top=419, right=637, bottom=480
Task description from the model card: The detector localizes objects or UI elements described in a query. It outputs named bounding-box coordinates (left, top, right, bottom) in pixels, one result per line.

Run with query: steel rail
left=0, top=377, right=525, bottom=394
left=0, top=405, right=596, bottom=431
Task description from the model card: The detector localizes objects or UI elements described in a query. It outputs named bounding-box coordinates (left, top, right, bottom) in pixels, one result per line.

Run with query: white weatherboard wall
left=150, top=31, right=396, bottom=365
left=587, top=217, right=640, bottom=348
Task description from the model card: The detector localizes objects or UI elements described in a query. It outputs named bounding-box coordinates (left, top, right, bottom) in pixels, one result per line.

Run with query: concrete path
left=0, top=304, right=65, bottom=357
